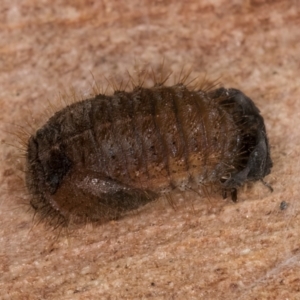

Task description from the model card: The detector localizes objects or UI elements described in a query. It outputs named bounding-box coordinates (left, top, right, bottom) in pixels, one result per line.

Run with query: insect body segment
left=26, top=83, right=272, bottom=225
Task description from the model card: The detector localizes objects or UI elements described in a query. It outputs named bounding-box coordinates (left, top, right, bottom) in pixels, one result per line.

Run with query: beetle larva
left=25, top=83, right=272, bottom=226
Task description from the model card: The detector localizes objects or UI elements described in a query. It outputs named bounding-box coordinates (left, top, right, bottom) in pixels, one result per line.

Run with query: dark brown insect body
left=26, top=83, right=272, bottom=225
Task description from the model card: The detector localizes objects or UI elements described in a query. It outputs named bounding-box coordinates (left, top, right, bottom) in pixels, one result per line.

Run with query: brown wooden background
left=1, top=0, right=300, bottom=299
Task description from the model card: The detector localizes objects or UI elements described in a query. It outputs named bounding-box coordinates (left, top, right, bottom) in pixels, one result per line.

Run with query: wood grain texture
left=1, top=0, right=300, bottom=299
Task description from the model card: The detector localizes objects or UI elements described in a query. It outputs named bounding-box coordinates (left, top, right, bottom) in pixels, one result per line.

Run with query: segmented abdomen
left=59, top=85, right=237, bottom=190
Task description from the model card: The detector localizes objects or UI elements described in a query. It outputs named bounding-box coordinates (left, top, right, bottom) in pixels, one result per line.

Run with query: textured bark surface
left=1, top=0, right=300, bottom=299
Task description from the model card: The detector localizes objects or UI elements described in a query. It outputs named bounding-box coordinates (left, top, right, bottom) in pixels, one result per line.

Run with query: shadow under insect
left=26, top=84, right=272, bottom=226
